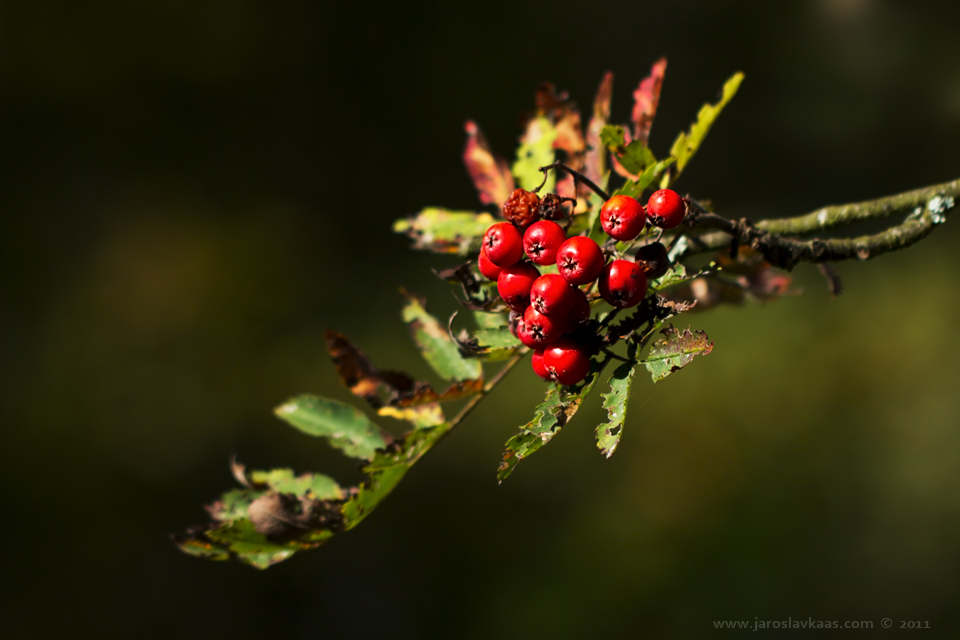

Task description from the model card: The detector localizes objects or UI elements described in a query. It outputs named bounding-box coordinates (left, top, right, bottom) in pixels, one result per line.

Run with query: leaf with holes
left=498, top=360, right=605, bottom=481
left=596, top=362, right=636, bottom=458
left=644, top=326, right=714, bottom=382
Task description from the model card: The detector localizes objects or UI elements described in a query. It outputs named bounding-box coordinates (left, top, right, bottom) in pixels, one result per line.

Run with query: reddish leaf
left=585, top=72, right=613, bottom=185
left=632, top=58, right=667, bottom=145
left=463, top=120, right=514, bottom=206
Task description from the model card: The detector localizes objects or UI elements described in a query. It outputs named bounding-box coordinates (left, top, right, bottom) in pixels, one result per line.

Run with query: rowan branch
left=674, top=178, right=958, bottom=269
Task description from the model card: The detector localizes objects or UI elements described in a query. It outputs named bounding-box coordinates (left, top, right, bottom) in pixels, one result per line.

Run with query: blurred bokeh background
left=3, top=0, right=960, bottom=637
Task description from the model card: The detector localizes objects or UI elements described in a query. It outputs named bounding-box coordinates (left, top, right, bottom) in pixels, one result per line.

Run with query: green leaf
left=651, top=262, right=688, bottom=290
left=615, top=157, right=676, bottom=199
left=204, top=519, right=316, bottom=570
left=512, top=116, right=557, bottom=191
left=274, top=395, right=389, bottom=460
left=472, top=328, right=517, bottom=349
left=644, top=326, right=714, bottom=382
left=599, top=124, right=627, bottom=152
left=498, top=360, right=605, bottom=481
left=402, top=293, right=483, bottom=381
left=206, top=488, right=266, bottom=522
left=247, top=468, right=345, bottom=500
left=176, top=421, right=454, bottom=569
left=393, top=208, right=496, bottom=256
left=600, top=125, right=657, bottom=176
left=472, top=310, right=507, bottom=330
left=666, top=72, right=744, bottom=184
left=596, top=362, right=636, bottom=458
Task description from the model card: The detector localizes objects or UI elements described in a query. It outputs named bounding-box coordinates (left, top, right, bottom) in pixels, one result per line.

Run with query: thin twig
left=538, top=161, right=611, bottom=201
left=447, top=352, right=525, bottom=431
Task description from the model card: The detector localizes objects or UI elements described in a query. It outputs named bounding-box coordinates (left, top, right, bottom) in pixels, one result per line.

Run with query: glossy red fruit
left=599, top=260, right=648, bottom=308
left=523, top=220, right=566, bottom=265
left=542, top=337, right=591, bottom=386
left=646, top=189, right=686, bottom=229
left=497, top=262, right=540, bottom=311
left=529, top=274, right=574, bottom=316
left=518, top=306, right=567, bottom=349
left=556, top=236, right=605, bottom=285
left=531, top=349, right=553, bottom=381
left=477, top=250, right=502, bottom=281
left=482, top=222, right=523, bottom=267
left=600, top=195, right=646, bottom=241
left=567, top=287, right=590, bottom=326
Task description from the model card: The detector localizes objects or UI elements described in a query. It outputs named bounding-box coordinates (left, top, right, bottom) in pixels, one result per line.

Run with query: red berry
left=497, top=262, right=540, bottom=311
left=523, top=220, right=566, bottom=265
left=483, top=222, right=523, bottom=267
left=518, top=306, right=567, bottom=349
left=598, top=260, right=648, bottom=308
left=531, top=349, right=553, bottom=381
left=477, top=251, right=502, bottom=281
left=600, top=195, right=646, bottom=241
left=556, top=236, right=605, bottom=285
left=646, top=189, right=686, bottom=229
left=567, top=287, right=590, bottom=326
left=529, top=274, right=574, bottom=316
left=542, top=337, right=591, bottom=386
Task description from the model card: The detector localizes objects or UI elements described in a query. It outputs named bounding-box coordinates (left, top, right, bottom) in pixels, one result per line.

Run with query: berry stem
left=536, top=161, right=611, bottom=201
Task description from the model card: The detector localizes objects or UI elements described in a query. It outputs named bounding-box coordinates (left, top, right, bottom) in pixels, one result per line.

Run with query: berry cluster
left=479, top=187, right=686, bottom=385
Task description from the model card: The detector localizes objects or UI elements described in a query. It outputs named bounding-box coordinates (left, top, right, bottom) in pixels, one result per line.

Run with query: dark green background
left=3, top=1, right=960, bottom=637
